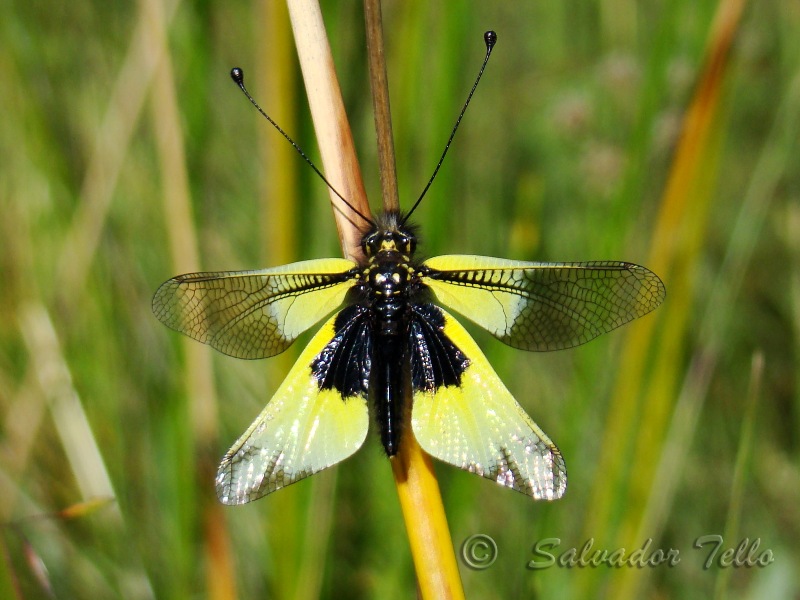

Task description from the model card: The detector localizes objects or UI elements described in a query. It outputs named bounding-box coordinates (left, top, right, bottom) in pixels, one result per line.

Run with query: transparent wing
left=216, top=310, right=370, bottom=505
left=152, top=258, right=358, bottom=359
left=411, top=306, right=566, bottom=500
left=421, top=255, right=665, bottom=351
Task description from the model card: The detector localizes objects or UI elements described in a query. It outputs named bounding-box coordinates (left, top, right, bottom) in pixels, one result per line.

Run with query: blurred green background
left=1, top=0, right=798, bottom=598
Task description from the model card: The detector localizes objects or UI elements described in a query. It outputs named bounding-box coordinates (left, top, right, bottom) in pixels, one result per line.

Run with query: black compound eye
left=400, top=234, right=416, bottom=254
left=362, top=232, right=379, bottom=256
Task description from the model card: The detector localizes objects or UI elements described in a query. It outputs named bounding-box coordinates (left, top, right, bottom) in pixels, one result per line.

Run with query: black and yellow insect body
left=152, top=32, right=666, bottom=505
left=153, top=206, right=664, bottom=504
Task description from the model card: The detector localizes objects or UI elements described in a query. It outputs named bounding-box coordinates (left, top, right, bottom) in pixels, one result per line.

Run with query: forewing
left=421, top=255, right=665, bottom=351
left=152, top=258, right=357, bottom=359
left=216, top=309, right=371, bottom=505
left=410, top=306, right=566, bottom=500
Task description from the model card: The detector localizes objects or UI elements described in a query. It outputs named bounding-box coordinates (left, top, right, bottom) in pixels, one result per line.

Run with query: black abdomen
left=373, top=325, right=405, bottom=456
left=368, top=260, right=411, bottom=456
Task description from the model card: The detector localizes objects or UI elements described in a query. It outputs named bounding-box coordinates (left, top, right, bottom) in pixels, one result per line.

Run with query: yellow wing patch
left=422, top=254, right=665, bottom=351
left=153, top=258, right=357, bottom=359
left=216, top=311, right=369, bottom=505
left=411, top=307, right=566, bottom=500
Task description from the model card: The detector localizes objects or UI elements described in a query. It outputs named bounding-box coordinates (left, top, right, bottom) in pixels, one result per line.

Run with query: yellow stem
left=286, top=0, right=369, bottom=260
left=287, top=1, right=463, bottom=596
left=392, top=433, right=465, bottom=600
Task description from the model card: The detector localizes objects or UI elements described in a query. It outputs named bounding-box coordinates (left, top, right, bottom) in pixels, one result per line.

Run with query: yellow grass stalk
left=365, top=1, right=464, bottom=595
left=582, top=0, right=748, bottom=597
left=391, top=435, right=466, bottom=600
left=287, top=1, right=464, bottom=596
left=287, top=0, right=369, bottom=259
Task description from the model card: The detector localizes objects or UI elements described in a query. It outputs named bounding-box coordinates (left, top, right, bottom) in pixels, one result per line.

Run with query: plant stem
left=364, top=0, right=400, bottom=213
left=286, top=0, right=370, bottom=260
left=288, top=1, right=464, bottom=595
left=364, top=1, right=465, bottom=597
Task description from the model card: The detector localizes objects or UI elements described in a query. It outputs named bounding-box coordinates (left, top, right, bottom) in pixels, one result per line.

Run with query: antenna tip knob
left=484, top=30, right=497, bottom=49
left=230, top=67, right=244, bottom=85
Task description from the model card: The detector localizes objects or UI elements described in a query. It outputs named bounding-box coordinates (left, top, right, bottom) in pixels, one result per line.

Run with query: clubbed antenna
left=230, top=67, right=374, bottom=227
left=403, top=31, right=497, bottom=223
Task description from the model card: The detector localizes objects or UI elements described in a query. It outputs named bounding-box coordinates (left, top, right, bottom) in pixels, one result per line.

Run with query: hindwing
left=216, top=307, right=371, bottom=504
left=409, top=305, right=566, bottom=500
left=421, top=255, right=665, bottom=351
left=152, top=258, right=358, bottom=359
